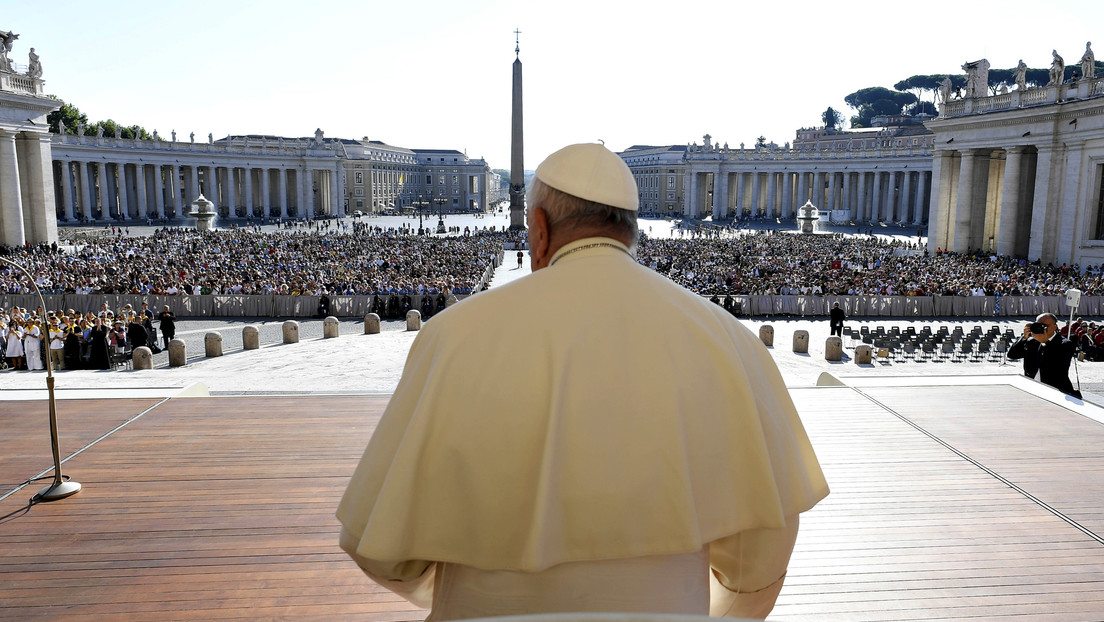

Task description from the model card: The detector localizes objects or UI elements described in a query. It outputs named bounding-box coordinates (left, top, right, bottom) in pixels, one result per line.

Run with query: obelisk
left=509, top=30, right=526, bottom=230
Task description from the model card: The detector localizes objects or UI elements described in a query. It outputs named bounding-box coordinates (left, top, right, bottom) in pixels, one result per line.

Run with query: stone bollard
left=132, top=346, right=153, bottom=370
left=323, top=316, right=340, bottom=339
left=364, top=313, right=380, bottom=335
left=168, top=339, right=187, bottom=367
left=242, top=325, right=259, bottom=350
left=793, top=330, right=809, bottom=354
left=855, top=344, right=873, bottom=364
left=406, top=309, right=422, bottom=331
left=825, top=336, right=843, bottom=361
left=282, top=320, right=299, bottom=344
left=759, top=325, right=774, bottom=347
left=204, top=332, right=223, bottom=358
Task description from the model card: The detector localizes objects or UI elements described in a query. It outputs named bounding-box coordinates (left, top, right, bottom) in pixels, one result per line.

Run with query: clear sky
left=5, top=0, right=1100, bottom=169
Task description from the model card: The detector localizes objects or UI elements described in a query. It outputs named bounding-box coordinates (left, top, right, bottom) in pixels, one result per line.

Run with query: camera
left=1029, top=322, right=1047, bottom=335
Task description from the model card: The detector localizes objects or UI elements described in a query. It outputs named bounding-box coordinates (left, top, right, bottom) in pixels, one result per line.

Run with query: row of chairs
left=843, top=324, right=1015, bottom=363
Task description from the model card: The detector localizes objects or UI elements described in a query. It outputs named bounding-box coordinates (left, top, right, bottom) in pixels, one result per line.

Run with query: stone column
left=96, top=160, right=110, bottom=218
left=900, top=171, right=912, bottom=223
left=843, top=172, right=854, bottom=220
left=1027, top=147, right=1054, bottom=261
left=781, top=172, right=794, bottom=219
left=206, top=165, right=218, bottom=203
left=914, top=171, right=929, bottom=226
left=304, top=167, right=314, bottom=217
left=749, top=173, right=761, bottom=215
left=61, top=159, right=75, bottom=221
left=329, top=167, right=340, bottom=216
left=183, top=165, right=196, bottom=209
left=871, top=171, right=884, bottom=222
left=953, top=149, right=980, bottom=253
left=1053, top=143, right=1083, bottom=267
left=996, top=148, right=1024, bottom=256
left=733, top=172, right=745, bottom=216
left=765, top=172, right=778, bottom=217
left=279, top=168, right=289, bottom=218
left=79, top=162, right=93, bottom=221
left=171, top=163, right=183, bottom=217
left=335, top=165, right=346, bottom=216
left=0, top=129, right=25, bottom=246
left=796, top=172, right=809, bottom=210
left=244, top=167, right=254, bottom=216
left=154, top=164, right=165, bottom=217
left=135, top=164, right=148, bottom=219
left=21, top=134, right=58, bottom=243
left=714, top=171, right=729, bottom=219
left=117, top=163, right=131, bottom=220
left=261, top=168, right=271, bottom=218
left=827, top=172, right=839, bottom=212
left=811, top=171, right=824, bottom=208
left=226, top=167, right=237, bottom=217
left=856, top=172, right=868, bottom=221
left=927, top=152, right=954, bottom=253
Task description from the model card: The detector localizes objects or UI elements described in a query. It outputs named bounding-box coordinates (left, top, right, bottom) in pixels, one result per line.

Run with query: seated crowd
left=0, top=226, right=510, bottom=298
left=635, top=230, right=1104, bottom=296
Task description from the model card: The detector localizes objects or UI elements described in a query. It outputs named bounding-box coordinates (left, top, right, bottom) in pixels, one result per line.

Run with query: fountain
left=796, top=200, right=820, bottom=234
left=189, top=194, right=217, bottom=231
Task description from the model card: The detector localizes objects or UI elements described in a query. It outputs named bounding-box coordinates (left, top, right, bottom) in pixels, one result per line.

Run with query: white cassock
left=338, top=237, right=829, bottom=620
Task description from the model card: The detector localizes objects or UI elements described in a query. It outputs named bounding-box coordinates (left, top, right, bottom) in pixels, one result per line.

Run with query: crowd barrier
left=1, top=292, right=1095, bottom=320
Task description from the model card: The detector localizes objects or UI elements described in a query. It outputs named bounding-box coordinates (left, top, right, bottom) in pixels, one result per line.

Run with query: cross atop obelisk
left=509, top=29, right=526, bottom=230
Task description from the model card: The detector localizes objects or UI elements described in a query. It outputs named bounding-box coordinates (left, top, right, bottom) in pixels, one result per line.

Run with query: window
left=426, top=175, right=432, bottom=185
left=668, top=176, right=675, bottom=188
left=355, top=171, right=363, bottom=185
left=355, top=188, right=364, bottom=196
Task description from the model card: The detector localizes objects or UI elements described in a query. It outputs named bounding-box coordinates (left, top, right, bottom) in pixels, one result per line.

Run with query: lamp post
left=0, top=257, right=81, bottom=501
left=414, top=194, right=429, bottom=235
left=434, top=196, right=447, bottom=234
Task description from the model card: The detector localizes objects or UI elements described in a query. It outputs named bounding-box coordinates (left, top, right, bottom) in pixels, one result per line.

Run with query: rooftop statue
left=1081, top=42, right=1095, bottom=80
left=1048, top=50, right=1065, bottom=86
left=0, top=30, right=17, bottom=71
left=27, top=47, right=40, bottom=78
left=1013, top=59, right=1028, bottom=90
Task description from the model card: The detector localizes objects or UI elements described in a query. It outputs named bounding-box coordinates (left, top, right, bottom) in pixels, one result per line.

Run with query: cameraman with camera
left=1008, top=313, right=1080, bottom=398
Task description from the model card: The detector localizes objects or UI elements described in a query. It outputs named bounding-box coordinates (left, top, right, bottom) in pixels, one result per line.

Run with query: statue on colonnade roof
left=0, top=30, right=18, bottom=71
left=1081, top=42, right=1095, bottom=80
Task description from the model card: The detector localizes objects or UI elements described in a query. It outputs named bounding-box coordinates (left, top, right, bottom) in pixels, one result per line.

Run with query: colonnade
left=928, top=146, right=1044, bottom=259
left=51, top=159, right=343, bottom=222
left=685, top=167, right=932, bottom=226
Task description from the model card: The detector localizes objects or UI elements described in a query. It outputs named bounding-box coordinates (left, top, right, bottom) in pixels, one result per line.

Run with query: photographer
left=1008, top=313, right=1080, bottom=398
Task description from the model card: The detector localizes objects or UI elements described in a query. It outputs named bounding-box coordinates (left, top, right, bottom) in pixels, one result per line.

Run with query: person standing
left=48, top=317, right=66, bottom=370
left=1008, top=313, right=1079, bottom=397
left=829, top=302, right=846, bottom=337
left=5, top=318, right=25, bottom=370
left=157, top=305, right=176, bottom=350
left=338, top=143, right=828, bottom=618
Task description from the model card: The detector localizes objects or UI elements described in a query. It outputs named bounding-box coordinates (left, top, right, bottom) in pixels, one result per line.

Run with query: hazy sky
left=6, top=0, right=1099, bottom=169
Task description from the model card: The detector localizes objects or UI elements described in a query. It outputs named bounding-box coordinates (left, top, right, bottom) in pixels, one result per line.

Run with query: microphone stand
left=0, top=256, right=81, bottom=501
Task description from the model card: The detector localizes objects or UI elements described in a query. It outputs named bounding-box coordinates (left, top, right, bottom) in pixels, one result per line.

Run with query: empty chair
left=975, top=340, right=991, bottom=362
left=921, top=341, right=935, bottom=361
left=939, top=340, right=955, bottom=360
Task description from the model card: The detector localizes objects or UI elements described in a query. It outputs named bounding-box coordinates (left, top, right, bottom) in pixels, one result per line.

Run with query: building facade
left=621, top=133, right=935, bottom=225
left=926, top=72, right=1104, bottom=267
left=50, top=131, right=491, bottom=223
left=0, top=36, right=59, bottom=246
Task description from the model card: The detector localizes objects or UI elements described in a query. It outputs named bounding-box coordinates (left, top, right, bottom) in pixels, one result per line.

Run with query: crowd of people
left=635, top=230, right=1104, bottom=297
left=2, top=301, right=173, bottom=371
left=0, top=225, right=513, bottom=298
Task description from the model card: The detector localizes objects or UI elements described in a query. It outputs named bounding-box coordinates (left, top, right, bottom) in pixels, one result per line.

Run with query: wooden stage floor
left=2, top=380, right=1103, bottom=621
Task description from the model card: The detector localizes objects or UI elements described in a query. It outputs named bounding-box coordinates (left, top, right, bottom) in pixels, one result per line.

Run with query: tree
left=45, top=96, right=152, bottom=139
left=821, top=106, right=843, bottom=131
left=45, top=96, right=88, bottom=134
left=906, top=101, right=938, bottom=116
left=844, top=86, right=917, bottom=128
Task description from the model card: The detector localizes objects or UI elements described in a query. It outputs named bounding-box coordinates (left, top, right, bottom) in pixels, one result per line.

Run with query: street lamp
left=414, top=194, right=429, bottom=235
left=434, top=195, right=447, bottom=234
left=0, top=257, right=81, bottom=501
